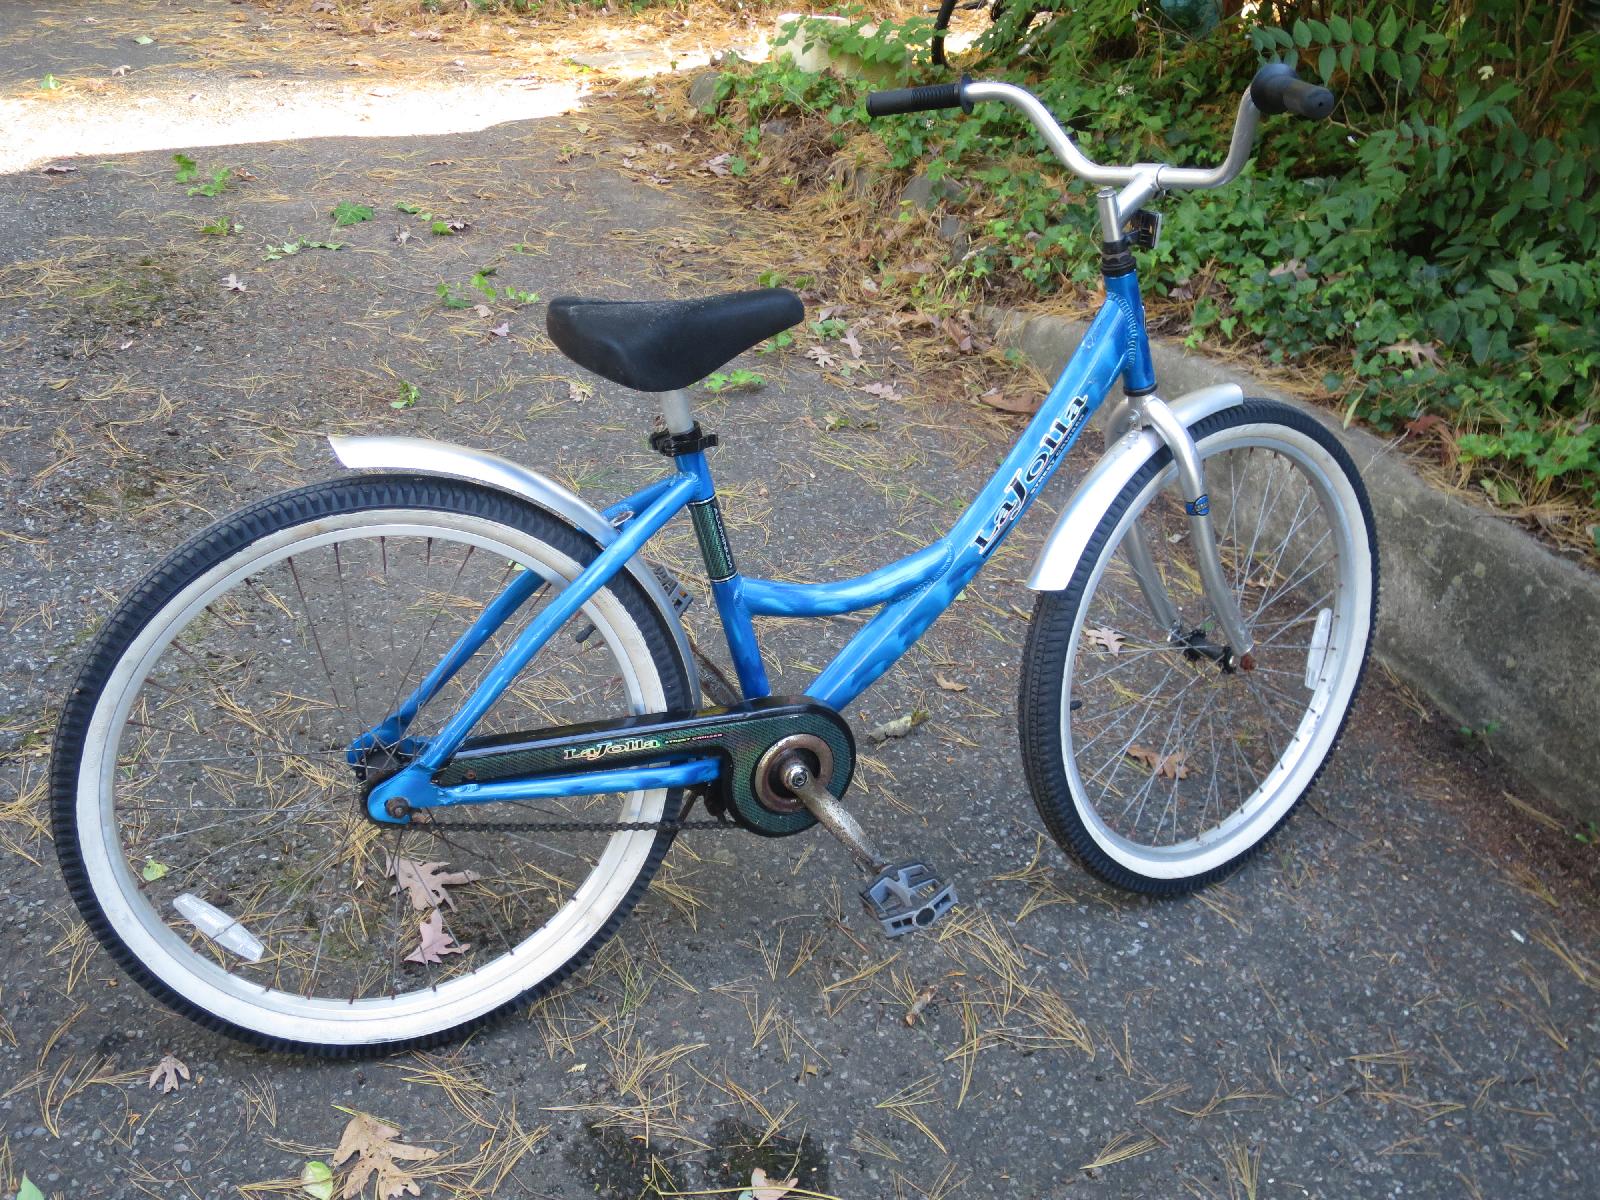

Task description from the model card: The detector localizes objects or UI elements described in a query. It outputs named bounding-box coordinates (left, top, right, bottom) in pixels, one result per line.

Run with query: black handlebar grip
left=1250, top=63, right=1336, bottom=120
left=866, top=76, right=972, bottom=118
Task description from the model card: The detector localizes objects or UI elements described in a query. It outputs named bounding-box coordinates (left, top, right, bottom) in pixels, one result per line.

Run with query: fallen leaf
left=840, top=326, right=864, bottom=360
left=566, top=378, right=593, bottom=403
left=861, top=381, right=904, bottom=402
left=703, top=152, right=732, bottom=177
left=1267, top=258, right=1310, bottom=281
left=40, top=163, right=77, bottom=174
left=904, top=983, right=938, bottom=1024
left=1085, top=626, right=1125, bottom=655
left=473, top=303, right=492, bottom=319
left=148, top=1053, right=189, bottom=1093
left=386, top=855, right=480, bottom=911
left=141, top=857, right=169, bottom=881
left=16, top=1177, right=43, bottom=1200
left=941, top=314, right=984, bottom=354
left=1126, top=745, right=1189, bottom=780
left=934, top=672, right=967, bottom=692
left=804, top=345, right=837, bottom=368
left=300, top=1160, right=334, bottom=1200
left=867, top=711, right=926, bottom=743
left=393, top=227, right=411, bottom=246
left=978, top=388, right=1041, bottom=415
left=331, top=1112, right=436, bottom=1200
left=1380, top=339, right=1443, bottom=369
left=750, top=1167, right=799, bottom=1200
left=489, top=322, right=510, bottom=338
left=220, top=273, right=246, bottom=293
left=405, top=910, right=470, bottom=964
left=111, top=64, right=132, bottom=76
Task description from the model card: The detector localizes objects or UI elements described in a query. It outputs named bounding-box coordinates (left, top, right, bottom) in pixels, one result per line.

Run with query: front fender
left=1026, top=384, right=1244, bottom=591
left=328, top=435, right=700, bottom=700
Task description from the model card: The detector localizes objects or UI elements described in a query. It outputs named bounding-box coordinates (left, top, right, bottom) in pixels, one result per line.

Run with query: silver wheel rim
left=1060, top=421, right=1372, bottom=879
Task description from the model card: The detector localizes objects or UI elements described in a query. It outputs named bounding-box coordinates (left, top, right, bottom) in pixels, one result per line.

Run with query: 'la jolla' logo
left=973, top=395, right=1087, bottom=554
left=563, top=736, right=663, bottom=763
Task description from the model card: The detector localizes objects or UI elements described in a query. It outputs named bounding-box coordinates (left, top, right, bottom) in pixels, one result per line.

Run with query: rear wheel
left=1020, top=401, right=1377, bottom=894
left=52, top=474, right=692, bottom=1055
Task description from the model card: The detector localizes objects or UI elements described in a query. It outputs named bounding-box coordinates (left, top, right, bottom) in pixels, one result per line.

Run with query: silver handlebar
left=961, top=81, right=1262, bottom=240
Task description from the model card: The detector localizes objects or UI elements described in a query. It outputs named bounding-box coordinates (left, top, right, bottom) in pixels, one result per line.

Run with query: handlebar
left=865, top=64, right=1335, bottom=229
left=1249, top=63, right=1335, bottom=120
left=865, top=77, right=972, bottom=117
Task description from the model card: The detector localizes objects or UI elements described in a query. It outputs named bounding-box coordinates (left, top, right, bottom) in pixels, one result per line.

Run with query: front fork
left=1101, top=393, right=1255, bottom=662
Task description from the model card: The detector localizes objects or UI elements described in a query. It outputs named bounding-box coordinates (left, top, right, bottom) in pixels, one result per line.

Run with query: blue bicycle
left=52, top=65, right=1376, bottom=1055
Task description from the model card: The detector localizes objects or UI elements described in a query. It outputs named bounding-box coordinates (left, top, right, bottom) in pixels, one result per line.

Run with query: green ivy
left=718, top=1, right=1600, bottom=522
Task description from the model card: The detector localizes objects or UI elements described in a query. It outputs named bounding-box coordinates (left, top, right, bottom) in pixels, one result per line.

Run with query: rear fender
left=328, top=435, right=701, bottom=699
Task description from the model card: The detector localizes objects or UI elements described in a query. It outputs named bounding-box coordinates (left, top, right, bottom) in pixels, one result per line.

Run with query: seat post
left=660, top=389, right=695, bottom=436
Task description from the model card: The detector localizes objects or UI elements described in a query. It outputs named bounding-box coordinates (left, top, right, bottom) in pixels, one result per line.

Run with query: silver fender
left=1026, top=384, right=1245, bottom=591
left=328, top=435, right=700, bottom=699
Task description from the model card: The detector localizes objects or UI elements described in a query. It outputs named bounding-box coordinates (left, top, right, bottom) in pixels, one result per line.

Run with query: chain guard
left=429, top=697, right=855, bottom=837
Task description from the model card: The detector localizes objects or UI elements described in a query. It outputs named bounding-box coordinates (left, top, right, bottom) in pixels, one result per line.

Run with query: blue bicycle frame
left=365, top=271, right=1154, bottom=822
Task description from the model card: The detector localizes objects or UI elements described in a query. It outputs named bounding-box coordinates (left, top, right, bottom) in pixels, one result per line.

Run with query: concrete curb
left=983, top=307, right=1600, bottom=823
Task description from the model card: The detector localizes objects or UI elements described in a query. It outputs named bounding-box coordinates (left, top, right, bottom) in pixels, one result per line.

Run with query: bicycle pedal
left=861, top=862, right=957, bottom=937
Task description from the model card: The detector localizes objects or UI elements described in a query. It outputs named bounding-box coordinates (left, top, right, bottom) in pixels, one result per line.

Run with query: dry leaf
left=148, top=1053, right=189, bottom=1093
left=840, top=326, right=864, bottom=360
left=489, top=322, right=510, bottom=338
left=867, top=711, right=926, bottom=743
left=331, top=1113, right=436, bottom=1200
left=941, top=315, right=987, bottom=354
left=1380, top=339, right=1443, bottom=369
left=220, top=273, right=246, bottom=293
left=934, top=672, right=967, bottom=692
left=386, top=855, right=481, bottom=911
left=473, top=303, right=492, bottom=319
left=1126, top=745, right=1190, bottom=779
left=1267, top=258, right=1310, bottom=280
left=978, top=388, right=1041, bottom=415
left=805, top=345, right=837, bottom=368
left=861, top=381, right=904, bottom=402
left=750, top=1168, right=799, bottom=1200
left=41, top=164, right=77, bottom=174
left=904, top=984, right=938, bottom=1024
left=1085, top=626, right=1125, bottom=655
left=393, top=227, right=411, bottom=246
left=405, top=910, right=469, bottom=964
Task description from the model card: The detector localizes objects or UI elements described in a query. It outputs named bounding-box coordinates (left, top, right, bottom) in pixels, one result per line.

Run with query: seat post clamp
left=649, top=422, right=720, bottom=458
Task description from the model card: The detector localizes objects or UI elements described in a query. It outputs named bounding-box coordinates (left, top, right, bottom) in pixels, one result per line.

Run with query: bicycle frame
left=364, top=273, right=1155, bottom=822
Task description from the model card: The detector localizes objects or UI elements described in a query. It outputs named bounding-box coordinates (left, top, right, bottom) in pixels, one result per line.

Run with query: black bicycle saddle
left=545, top=288, right=804, bottom=392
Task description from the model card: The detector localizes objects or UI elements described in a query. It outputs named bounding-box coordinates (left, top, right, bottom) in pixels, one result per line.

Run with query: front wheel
left=51, top=474, right=693, bottom=1055
left=1019, top=401, right=1378, bottom=894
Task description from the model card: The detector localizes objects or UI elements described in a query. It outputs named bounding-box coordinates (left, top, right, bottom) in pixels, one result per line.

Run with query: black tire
left=52, top=474, right=693, bottom=1056
left=1018, top=401, right=1378, bottom=895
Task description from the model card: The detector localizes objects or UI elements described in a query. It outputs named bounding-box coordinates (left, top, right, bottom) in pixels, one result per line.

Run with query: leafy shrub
left=717, top=1, right=1600, bottom=546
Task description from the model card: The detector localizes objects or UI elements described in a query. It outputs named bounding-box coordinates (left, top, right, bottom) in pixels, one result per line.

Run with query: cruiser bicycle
left=51, top=64, right=1375, bottom=1055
